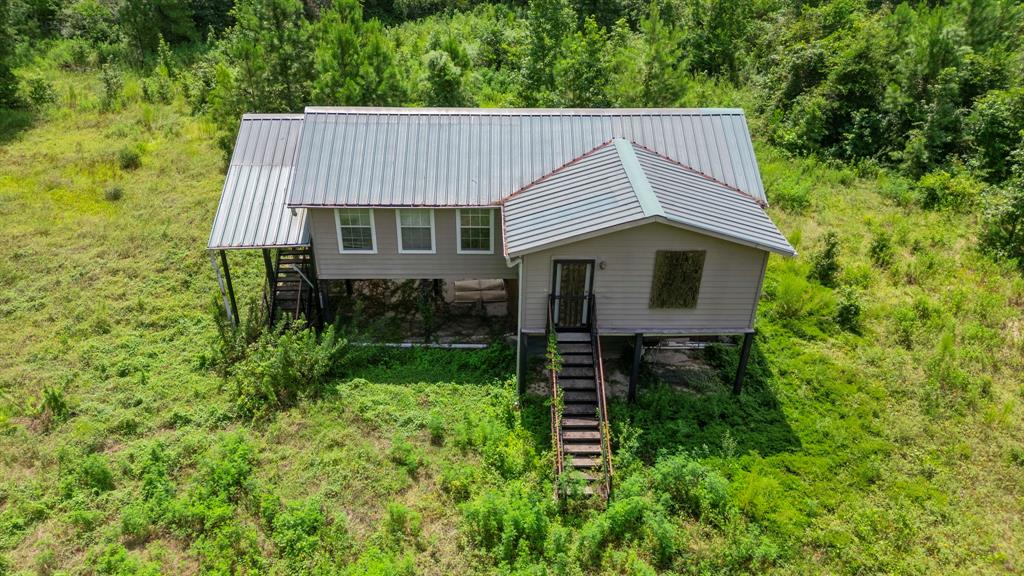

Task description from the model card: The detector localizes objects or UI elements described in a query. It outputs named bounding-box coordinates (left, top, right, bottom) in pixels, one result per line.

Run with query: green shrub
left=389, top=433, right=423, bottom=476
left=117, top=147, right=141, bottom=170
left=651, top=453, right=731, bottom=521
left=767, top=270, right=836, bottom=337
left=232, top=323, right=346, bottom=419
left=425, top=411, right=444, bottom=445
left=272, top=499, right=348, bottom=565
left=384, top=502, right=422, bottom=546
left=342, top=546, right=415, bottom=576
left=869, top=232, right=894, bottom=268
left=438, top=463, right=479, bottom=502
left=61, top=453, right=115, bottom=498
left=809, top=231, right=841, bottom=287
left=99, top=64, right=123, bottom=111
left=577, top=495, right=678, bottom=568
left=88, top=543, right=161, bottom=576
left=462, top=486, right=550, bottom=566
left=915, top=170, right=981, bottom=212
left=834, top=286, right=863, bottom=333
left=23, top=77, right=57, bottom=109
left=979, top=179, right=1024, bottom=267
left=721, top=521, right=781, bottom=573
left=36, top=385, right=69, bottom=429
left=104, top=185, right=123, bottom=201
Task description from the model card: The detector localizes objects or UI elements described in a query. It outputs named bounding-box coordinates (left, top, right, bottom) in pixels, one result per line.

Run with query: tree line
left=2, top=0, right=1023, bottom=263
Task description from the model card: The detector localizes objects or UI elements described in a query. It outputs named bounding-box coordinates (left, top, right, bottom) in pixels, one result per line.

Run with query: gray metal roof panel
left=208, top=115, right=310, bottom=250
left=288, top=107, right=767, bottom=207
left=503, top=142, right=645, bottom=255
left=634, top=146, right=795, bottom=256
left=502, top=139, right=794, bottom=257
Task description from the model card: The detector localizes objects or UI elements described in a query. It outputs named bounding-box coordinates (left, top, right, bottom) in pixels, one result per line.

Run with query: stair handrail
left=547, top=294, right=564, bottom=498
left=589, top=295, right=613, bottom=498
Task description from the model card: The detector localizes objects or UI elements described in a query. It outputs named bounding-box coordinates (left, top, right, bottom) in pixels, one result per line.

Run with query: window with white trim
left=457, top=208, right=494, bottom=253
left=335, top=208, right=376, bottom=253
left=397, top=209, right=435, bottom=253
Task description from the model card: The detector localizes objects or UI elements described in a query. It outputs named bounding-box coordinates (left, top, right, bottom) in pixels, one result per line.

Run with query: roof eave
left=506, top=215, right=796, bottom=258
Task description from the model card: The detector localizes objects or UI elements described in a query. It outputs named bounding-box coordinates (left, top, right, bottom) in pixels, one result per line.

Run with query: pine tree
left=312, top=0, right=405, bottom=106
left=524, top=0, right=575, bottom=105
left=640, top=1, right=686, bottom=106
left=554, top=16, right=610, bottom=107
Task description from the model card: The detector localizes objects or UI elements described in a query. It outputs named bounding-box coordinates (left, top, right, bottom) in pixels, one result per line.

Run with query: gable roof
left=502, top=139, right=795, bottom=257
left=208, top=114, right=309, bottom=250
left=286, top=107, right=767, bottom=208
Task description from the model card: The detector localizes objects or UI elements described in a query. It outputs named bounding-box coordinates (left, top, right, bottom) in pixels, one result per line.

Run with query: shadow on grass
left=612, top=341, right=800, bottom=462
left=518, top=341, right=800, bottom=464
left=0, top=109, right=35, bottom=145
left=348, top=342, right=517, bottom=386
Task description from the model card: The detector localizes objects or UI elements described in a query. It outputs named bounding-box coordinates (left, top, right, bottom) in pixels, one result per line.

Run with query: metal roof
left=502, top=139, right=795, bottom=257
left=287, top=107, right=767, bottom=207
left=208, top=114, right=310, bottom=250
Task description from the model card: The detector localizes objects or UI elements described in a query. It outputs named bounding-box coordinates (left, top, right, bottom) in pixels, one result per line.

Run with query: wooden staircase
left=549, top=296, right=613, bottom=499
left=266, top=248, right=318, bottom=325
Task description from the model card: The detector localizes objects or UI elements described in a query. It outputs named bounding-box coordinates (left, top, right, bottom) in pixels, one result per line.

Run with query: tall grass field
left=2, top=66, right=1024, bottom=575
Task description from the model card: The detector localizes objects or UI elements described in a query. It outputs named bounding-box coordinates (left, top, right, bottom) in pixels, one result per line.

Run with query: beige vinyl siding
left=521, top=222, right=768, bottom=334
left=310, top=208, right=516, bottom=279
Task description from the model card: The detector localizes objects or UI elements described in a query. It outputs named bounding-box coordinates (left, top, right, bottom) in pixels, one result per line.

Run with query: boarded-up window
left=649, top=250, right=705, bottom=308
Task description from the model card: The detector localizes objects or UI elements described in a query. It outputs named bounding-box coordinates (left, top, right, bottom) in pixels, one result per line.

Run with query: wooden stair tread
left=568, top=456, right=600, bottom=468
left=562, top=404, right=598, bottom=415
left=564, top=391, right=597, bottom=402
left=558, top=343, right=593, bottom=354
left=558, top=379, right=596, bottom=391
left=556, top=332, right=591, bottom=342
left=561, top=417, right=600, bottom=428
left=563, top=443, right=602, bottom=454
left=563, top=430, right=601, bottom=441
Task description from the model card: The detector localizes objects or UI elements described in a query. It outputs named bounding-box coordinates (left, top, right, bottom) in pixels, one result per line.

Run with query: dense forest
left=2, top=0, right=1024, bottom=574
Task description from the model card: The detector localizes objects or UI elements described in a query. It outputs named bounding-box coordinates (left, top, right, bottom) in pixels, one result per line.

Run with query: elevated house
left=207, top=107, right=795, bottom=496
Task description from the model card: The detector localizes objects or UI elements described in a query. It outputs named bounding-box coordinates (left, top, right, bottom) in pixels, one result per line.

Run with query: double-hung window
left=335, top=208, right=376, bottom=253
left=457, top=208, right=494, bottom=254
left=397, top=209, right=435, bottom=253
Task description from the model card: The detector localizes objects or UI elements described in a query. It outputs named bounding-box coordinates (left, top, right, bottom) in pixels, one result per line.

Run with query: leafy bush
left=979, top=178, right=1024, bottom=267
left=23, top=77, right=57, bottom=109
left=809, top=231, right=841, bottom=287
left=36, top=385, right=69, bottom=428
left=272, top=499, right=349, bottom=568
left=766, top=269, right=836, bottom=337
left=964, top=88, right=1024, bottom=182
left=389, top=433, right=423, bottom=476
left=438, top=463, right=479, bottom=502
left=99, top=64, right=122, bottom=111
left=117, top=147, right=141, bottom=170
left=425, top=412, right=444, bottom=445
left=232, top=323, right=346, bottom=419
left=577, top=495, right=679, bottom=568
left=61, top=453, right=115, bottom=498
left=869, top=232, right=894, bottom=268
left=88, top=543, right=160, bottom=576
left=915, top=170, right=981, bottom=212
left=103, top=185, right=123, bottom=201
left=834, top=286, right=863, bottom=333
left=651, top=453, right=731, bottom=521
left=462, top=486, right=550, bottom=566
left=383, top=502, right=422, bottom=546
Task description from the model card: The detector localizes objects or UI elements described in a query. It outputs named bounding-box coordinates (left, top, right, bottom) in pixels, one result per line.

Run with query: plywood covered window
left=649, top=250, right=705, bottom=308
left=457, top=208, right=494, bottom=253
left=335, top=208, right=376, bottom=253
left=397, top=209, right=436, bottom=253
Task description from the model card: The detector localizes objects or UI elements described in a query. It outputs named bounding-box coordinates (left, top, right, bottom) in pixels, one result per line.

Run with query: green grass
left=1, top=70, right=1023, bottom=574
